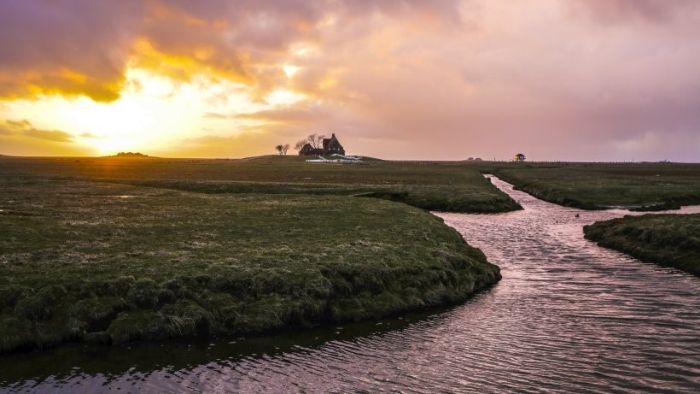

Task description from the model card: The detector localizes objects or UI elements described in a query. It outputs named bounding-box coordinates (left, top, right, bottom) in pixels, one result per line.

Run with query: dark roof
left=299, top=133, right=346, bottom=156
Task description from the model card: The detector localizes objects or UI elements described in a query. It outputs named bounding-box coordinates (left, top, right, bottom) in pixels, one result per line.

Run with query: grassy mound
left=584, top=214, right=700, bottom=276
left=0, top=178, right=500, bottom=354
left=494, top=163, right=700, bottom=211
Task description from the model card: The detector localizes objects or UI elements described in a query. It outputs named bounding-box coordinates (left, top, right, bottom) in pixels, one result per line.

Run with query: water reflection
left=2, top=176, right=700, bottom=393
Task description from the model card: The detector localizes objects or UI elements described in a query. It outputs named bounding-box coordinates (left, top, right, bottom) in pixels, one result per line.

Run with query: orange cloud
left=128, top=38, right=257, bottom=90
left=0, top=119, right=91, bottom=156
left=1, top=119, right=73, bottom=142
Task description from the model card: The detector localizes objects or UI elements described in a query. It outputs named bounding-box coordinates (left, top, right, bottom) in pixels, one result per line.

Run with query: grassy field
left=0, top=156, right=521, bottom=213
left=493, top=163, right=700, bottom=211
left=5, top=156, right=698, bottom=353
left=0, top=175, right=501, bottom=353
left=584, top=214, right=700, bottom=276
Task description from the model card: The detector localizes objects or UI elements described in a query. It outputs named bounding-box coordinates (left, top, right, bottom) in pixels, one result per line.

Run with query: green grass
left=0, top=177, right=500, bottom=354
left=493, top=163, right=700, bottom=210
left=0, top=156, right=521, bottom=213
left=584, top=214, right=700, bottom=276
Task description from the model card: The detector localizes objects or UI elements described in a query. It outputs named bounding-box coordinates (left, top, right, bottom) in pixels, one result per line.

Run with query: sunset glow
left=1, top=1, right=699, bottom=160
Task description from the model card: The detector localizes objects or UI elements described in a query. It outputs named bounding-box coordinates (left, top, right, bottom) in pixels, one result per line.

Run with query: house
left=298, top=133, right=345, bottom=156
left=514, top=153, right=526, bottom=162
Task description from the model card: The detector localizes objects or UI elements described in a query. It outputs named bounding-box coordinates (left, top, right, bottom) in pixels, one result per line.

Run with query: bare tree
left=315, top=134, right=326, bottom=149
left=282, top=144, right=290, bottom=155
left=275, top=144, right=284, bottom=155
left=295, top=134, right=327, bottom=152
left=307, top=133, right=318, bottom=148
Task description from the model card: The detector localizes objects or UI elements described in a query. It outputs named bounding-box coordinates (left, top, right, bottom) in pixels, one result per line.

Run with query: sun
left=67, top=68, right=202, bottom=155
left=0, top=65, right=303, bottom=157
left=71, top=100, right=161, bottom=155
left=2, top=67, right=209, bottom=156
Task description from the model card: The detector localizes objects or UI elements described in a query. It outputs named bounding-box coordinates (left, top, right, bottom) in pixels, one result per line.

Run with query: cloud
left=203, top=112, right=232, bottom=119
left=0, top=119, right=73, bottom=142
left=235, top=105, right=331, bottom=123
left=0, top=118, right=90, bottom=156
left=0, top=1, right=144, bottom=101
left=24, top=128, right=73, bottom=143
left=1, top=1, right=700, bottom=160
left=5, top=119, right=31, bottom=130
left=0, top=1, right=463, bottom=101
left=271, top=0, right=700, bottom=161
left=570, top=0, right=699, bottom=25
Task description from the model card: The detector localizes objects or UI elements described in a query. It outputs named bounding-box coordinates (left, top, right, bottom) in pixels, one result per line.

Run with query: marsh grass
left=494, top=163, right=700, bottom=211
left=0, top=177, right=500, bottom=353
left=584, top=214, right=700, bottom=276
left=0, top=156, right=521, bottom=213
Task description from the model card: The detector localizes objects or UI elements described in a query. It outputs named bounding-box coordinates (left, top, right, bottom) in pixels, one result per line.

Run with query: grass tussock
left=0, top=178, right=500, bottom=354
left=584, top=214, right=700, bottom=276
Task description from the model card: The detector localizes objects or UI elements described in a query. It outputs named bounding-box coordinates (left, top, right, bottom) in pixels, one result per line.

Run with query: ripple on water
left=2, top=176, right=700, bottom=393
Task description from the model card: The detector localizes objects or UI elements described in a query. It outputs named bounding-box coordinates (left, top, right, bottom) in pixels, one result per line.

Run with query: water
left=2, top=176, right=700, bottom=393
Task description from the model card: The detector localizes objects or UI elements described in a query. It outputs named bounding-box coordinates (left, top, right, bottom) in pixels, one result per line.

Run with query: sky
left=1, top=0, right=699, bottom=161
